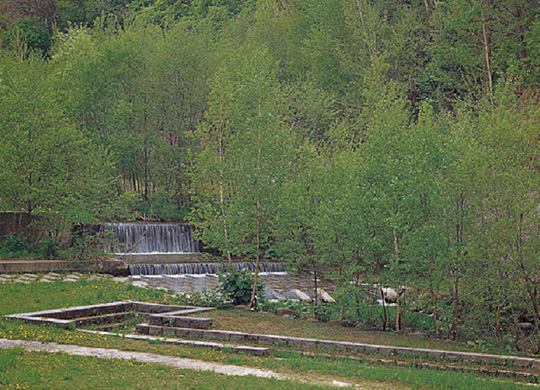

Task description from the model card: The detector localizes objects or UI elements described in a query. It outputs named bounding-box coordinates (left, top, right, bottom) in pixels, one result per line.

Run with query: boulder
left=283, top=289, right=312, bottom=302
left=317, top=288, right=336, bottom=303
left=263, top=287, right=287, bottom=300
left=96, top=258, right=129, bottom=276
left=382, top=287, right=398, bottom=301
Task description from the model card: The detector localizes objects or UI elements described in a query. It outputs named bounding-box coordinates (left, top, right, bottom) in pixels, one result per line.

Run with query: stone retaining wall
left=136, top=324, right=540, bottom=369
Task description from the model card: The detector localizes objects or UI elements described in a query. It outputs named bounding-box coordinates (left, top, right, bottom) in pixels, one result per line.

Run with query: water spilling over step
left=129, top=262, right=285, bottom=276
left=105, top=223, right=199, bottom=254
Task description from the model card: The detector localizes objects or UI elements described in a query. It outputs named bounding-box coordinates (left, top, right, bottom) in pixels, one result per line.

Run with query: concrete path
left=0, top=338, right=354, bottom=388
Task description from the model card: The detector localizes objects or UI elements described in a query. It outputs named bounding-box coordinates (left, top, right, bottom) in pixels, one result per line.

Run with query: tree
left=192, top=48, right=292, bottom=308
left=0, top=51, right=115, bottom=228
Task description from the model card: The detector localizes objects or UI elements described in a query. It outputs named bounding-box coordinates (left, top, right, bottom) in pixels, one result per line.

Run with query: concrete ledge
left=136, top=324, right=540, bottom=369
left=120, top=253, right=203, bottom=264
left=4, top=301, right=214, bottom=330
left=0, top=260, right=73, bottom=273
left=149, top=315, right=212, bottom=329
left=79, top=329, right=271, bottom=356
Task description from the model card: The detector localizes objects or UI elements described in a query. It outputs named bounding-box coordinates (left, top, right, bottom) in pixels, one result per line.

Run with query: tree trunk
left=393, top=227, right=400, bottom=332
left=380, top=287, right=387, bottom=331
left=430, top=284, right=440, bottom=337
left=481, top=7, right=493, bottom=97
left=218, top=112, right=232, bottom=264
left=451, top=270, right=459, bottom=340
left=248, top=101, right=262, bottom=310
left=248, top=203, right=260, bottom=310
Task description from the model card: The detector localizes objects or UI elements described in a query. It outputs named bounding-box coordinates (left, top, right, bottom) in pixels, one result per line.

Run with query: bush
left=259, top=299, right=313, bottom=319
left=314, top=303, right=336, bottom=322
left=0, top=234, right=33, bottom=258
left=38, top=237, right=59, bottom=259
left=219, top=268, right=264, bottom=307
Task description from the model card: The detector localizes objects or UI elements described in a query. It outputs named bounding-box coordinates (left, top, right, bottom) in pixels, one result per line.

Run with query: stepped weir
left=103, top=223, right=330, bottom=300
left=105, top=223, right=199, bottom=254
left=104, top=223, right=284, bottom=276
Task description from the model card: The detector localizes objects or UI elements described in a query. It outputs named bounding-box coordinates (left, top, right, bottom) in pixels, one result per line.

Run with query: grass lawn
left=0, top=276, right=536, bottom=389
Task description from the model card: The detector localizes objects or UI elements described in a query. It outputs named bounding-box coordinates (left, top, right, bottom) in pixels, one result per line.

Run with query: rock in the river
left=263, top=287, right=287, bottom=300
left=283, top=289, right=312, bottom=302
left=316, top=288, right=335, bottom=303
left=96, top=258, right=129, bottom=276
left=382, top=287, right=398, bottom=301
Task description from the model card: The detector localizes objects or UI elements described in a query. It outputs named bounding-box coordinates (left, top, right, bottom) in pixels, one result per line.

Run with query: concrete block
left=234, top=346, right=271, bottom=356
left=135, top=324, right=150, bottom=335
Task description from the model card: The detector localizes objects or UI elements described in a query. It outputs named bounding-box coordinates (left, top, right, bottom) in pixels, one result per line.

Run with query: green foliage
left=1, top=0, right=540, bottom=352
left=0, top=234, right=33, bottom=258
left=4, top=17, right=51, bottom=56
left=314, top=303, right=334, bottom=322
left=219, top=268, right=263, bottom=307
left=259, top=298, right=312, bottom=319
left=37, top=237, right=60, bottom=260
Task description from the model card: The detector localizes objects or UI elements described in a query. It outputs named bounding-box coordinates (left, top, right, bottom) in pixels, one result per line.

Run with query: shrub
left=38, top=237, right=59, bottom=259
left=314, top=303, right=336, bottom=322
left=219, top=268, right=264, bottom=307
left=0, top=234, right=32, bottom=258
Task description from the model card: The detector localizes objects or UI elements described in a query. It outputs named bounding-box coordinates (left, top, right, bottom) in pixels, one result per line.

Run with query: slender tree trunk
left=339, top=265, right=343, bottom=321
left=380, top=287, right=387, bottom=331
left=248, top=205, right=260, bottom=309
left=423, top=194, right=439, bottom=336
left=248, top=100, right=262, bottom=309
left=452, top=271, right=459, bottom=340
left=218, top=108, right=232, bottom=264
left=313, top=258, right=319, bottom=307
left=496, top=298, right=503, bottom=342
left=430, top=283, right=440, bottom=337
left=481, top=7, right=493, bottom=97
left=394, top=227, right=400, bottom=332
left=511, top=305, right=520, bottom=351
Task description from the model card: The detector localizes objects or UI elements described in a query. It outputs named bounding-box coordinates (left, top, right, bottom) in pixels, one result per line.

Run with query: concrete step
left=135, top=324, right=540, bottom=369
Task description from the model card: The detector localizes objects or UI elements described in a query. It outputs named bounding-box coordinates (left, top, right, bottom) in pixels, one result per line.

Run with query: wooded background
left=1, top=0, right=540, bottom=350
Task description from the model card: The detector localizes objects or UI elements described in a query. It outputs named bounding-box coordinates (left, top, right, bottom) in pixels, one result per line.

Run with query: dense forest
left=1, top=0, right=540, bottom=351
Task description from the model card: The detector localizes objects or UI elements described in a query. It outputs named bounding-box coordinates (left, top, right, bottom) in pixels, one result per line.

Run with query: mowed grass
left=0, top=347, right=328, bottom=390
left=0, top=277, right=535, bottom=390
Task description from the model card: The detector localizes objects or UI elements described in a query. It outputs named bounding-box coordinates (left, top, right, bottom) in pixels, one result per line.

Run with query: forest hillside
left=1, top=0, right=540, bottom=351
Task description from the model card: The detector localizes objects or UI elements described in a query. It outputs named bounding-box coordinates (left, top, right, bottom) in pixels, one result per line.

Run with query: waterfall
left=105, top=223, right=199, bottom=254
left=129, top=262, right=285, bottom=276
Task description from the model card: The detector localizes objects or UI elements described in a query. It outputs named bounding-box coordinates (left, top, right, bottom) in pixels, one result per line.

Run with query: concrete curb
left=136, top=324, right=540, bottom=369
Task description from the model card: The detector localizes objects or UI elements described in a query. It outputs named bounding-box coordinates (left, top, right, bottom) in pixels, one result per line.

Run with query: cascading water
left=105, top=223, right=199, bottom=254
left=106, top=223, right=303, bottom=297
left=106, top=223, right=285, bottom=276
left=129, top=262, right=285, bottom=276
